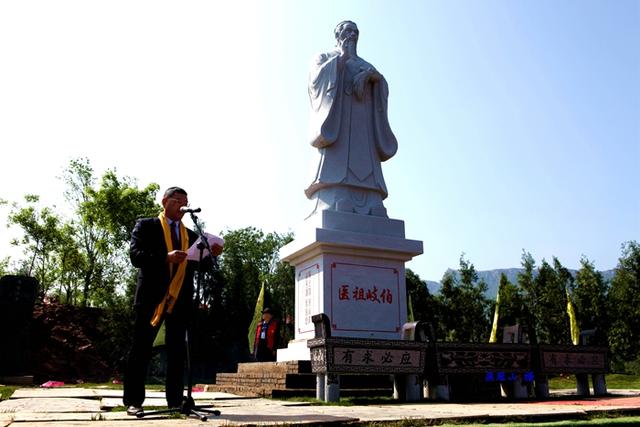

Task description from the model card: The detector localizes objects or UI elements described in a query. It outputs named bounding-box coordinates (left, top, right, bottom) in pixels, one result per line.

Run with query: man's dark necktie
left=171, top=222, right=181, bottom=250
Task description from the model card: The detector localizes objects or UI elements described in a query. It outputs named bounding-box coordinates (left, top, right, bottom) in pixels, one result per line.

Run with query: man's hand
left=167, top=250, right=188, bottom=264
left=209, top=243, right=224, bottom=257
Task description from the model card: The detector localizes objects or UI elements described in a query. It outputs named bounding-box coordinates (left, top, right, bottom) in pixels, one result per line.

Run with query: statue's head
left=334, top=20, right=359, bottom=47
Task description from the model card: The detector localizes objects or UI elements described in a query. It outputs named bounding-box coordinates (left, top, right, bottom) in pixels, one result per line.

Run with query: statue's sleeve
left=372, top=76, right=398, bottom=161
left=308, top=52, right=342, bottom=148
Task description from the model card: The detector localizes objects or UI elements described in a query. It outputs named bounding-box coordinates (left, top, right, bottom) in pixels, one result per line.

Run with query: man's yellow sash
left=150, top=211, right=189, bottom=327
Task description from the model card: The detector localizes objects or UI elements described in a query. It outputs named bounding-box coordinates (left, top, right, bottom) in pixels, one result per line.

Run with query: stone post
left=325, top=373, right=340, bottom=402
left=592, top=374, right=607, bottom=395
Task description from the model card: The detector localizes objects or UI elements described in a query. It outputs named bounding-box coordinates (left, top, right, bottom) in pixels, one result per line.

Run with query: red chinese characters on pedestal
left=337, top=284, right=393, bottom=304
left=303, top=269, right=314, bottom=325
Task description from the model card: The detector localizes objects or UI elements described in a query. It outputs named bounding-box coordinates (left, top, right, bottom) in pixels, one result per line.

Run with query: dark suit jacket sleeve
left=130, top=218, right=167, bottom=270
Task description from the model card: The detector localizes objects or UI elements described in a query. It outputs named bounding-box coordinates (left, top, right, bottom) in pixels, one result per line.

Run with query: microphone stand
left=138, top=211, right=220, bottom=421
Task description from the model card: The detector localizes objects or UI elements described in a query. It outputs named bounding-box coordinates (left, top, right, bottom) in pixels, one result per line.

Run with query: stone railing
left=308, top=314, right=609, bottom=402
left=308, top=314, right=428, bottom=401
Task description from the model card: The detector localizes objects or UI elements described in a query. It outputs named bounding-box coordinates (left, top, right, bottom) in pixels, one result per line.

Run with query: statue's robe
left=305, top=50, right=397, bottom=206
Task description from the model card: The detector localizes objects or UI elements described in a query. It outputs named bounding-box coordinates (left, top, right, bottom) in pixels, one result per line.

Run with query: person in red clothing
left=254, top=307, right=280, bottom=362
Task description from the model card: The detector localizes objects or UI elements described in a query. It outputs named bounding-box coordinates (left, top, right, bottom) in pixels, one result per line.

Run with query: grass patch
left=0, top=385, right=19, bottom=401
left=452, top=416, right=640, bottom=426
left=548, top=374, right=640, bottom=390
left=279, top=395, right=402, bottom=406
left=111, top=405, right=169, bottom=412
left=360, top=416, right=640, bottom=426
left=278, top=374, right=640, bottom=407
left=603, top=374, right=640, bottom=389
left=74, top=381, right=125, bottom=389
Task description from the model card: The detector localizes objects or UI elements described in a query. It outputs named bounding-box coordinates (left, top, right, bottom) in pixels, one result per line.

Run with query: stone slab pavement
left=1, top=387, right=639, bottom=426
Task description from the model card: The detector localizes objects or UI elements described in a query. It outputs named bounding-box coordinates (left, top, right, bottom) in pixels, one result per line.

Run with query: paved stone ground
left=1, top=387, right=639, bottom=426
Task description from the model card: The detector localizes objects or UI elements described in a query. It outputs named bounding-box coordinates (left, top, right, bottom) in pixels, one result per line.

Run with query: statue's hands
left=353, top=70, right=369, bottom=100
left=368, top=68, right=382, bottom=82
left=353, top=68, right=379, bottom=100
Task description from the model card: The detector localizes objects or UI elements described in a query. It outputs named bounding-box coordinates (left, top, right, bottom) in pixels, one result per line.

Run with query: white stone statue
left=305, top=21, right=398, bottom=218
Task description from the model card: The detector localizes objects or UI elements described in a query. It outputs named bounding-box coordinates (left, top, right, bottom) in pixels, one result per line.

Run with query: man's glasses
left=169, top=198, right=189, bottom=207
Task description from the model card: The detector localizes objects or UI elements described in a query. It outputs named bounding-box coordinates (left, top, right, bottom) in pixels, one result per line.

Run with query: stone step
left=205, top=361, right=394, bottom=398
left=203, top=384, right=266, bottom=397
left=236, top=360, right=311, bottom=374
left=215, top=372, right=392, bottom=389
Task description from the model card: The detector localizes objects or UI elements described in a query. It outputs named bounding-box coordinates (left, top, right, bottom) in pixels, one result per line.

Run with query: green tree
left=552, top=257, right=576, bottom=345
left=215, top=227, right=293, bottom=362
left=573, top=256, right=609, bottom=345
left=61, top=158, right=160, bottom=306
left=517, top=250, right=538, bottom=344
left=0, top=257, right=9, bottom=277
left=436, top=254, right=490, bottom=342
left=8, top=195, right=65, bottom=297
left=7, top=159, right=159, bottom=307
left=53, top=223, right=85, bottom=304
left=532, top=258, right=571, bottom=344
left=61, top=159, right=109, bottom=306
left=405, top=268, right=438, bottom=340
left=490, top=272, right=527, bottom=343
left=87, top=170, right=160, bottom=244
left=608, top=241, right=640, bottom=371
left=268, top=260, right=295, bottom=331
left=436, top=270, right=457, bottom=341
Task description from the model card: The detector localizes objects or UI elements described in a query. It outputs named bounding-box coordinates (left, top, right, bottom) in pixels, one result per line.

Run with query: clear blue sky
left=1, top=0, right=638, bottom=281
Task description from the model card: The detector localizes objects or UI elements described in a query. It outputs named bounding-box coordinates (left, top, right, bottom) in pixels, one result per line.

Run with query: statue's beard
left=339, top=38, right=357, bottom=51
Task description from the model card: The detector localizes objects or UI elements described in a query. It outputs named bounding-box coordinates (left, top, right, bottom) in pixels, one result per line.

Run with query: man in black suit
left=122, top=186, right=222, bottom=416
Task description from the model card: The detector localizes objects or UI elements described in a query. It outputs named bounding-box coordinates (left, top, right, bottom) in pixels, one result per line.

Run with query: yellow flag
left=566, top=288, right=580, bottom=345
left=407, top=293, right=415, bottom=323
left=489, top=281, right=501, bottom=343
left=248, top=283, right=265, bottom=354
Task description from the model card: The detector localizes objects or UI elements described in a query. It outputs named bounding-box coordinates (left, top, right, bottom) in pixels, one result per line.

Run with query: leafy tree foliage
left=7, top=159, right=160, bottom=307
left=210, top=227, right=294, bottom=366
left=573, top=256, right=609, bottom=345
left=60, top=158, right=160, bottom=306
left=8, top=195, right=66, bottom=297
left=517, top=251, right=539, bottom=344
left=550, top=258, right=574, bottom=344
left=54, top=223, right=85, bottom=305
left=405, top=268, right=438, bottom=340
left=0, top=257, right=8, bottom=277
left=608, top=241, right=640, bottom=370
left=516, top=254, right=572, bottom=344
left=530, top=259, right=571, bottom=344
left=0, top=199, right=9, bottom=277
left=491, top=272, right=527, bottom=342
left=436, top=254, right=490, bottom=342
left=269, top=260, right=296, bottom=331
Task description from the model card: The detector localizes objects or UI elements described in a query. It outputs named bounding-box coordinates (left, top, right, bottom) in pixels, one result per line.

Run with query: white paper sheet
left=187, top=232, right=225, bottom=260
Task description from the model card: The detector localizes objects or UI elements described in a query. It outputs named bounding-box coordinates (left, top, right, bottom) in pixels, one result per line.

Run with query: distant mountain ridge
left=425, top=268, right=616, bottom=299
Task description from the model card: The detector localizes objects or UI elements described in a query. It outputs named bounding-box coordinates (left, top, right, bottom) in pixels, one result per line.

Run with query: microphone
left=180, top=207, right=202, bottom=213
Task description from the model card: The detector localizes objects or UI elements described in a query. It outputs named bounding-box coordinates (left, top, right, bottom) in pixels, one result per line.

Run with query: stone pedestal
left=277, top=210, right=423, bottom=361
